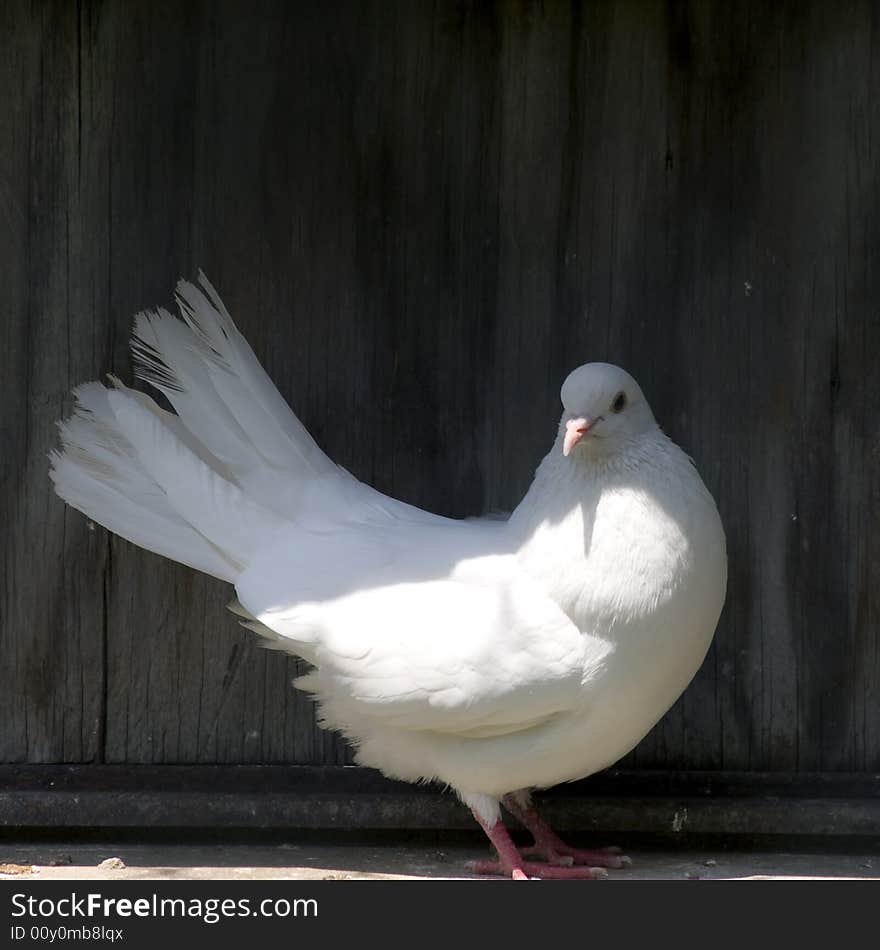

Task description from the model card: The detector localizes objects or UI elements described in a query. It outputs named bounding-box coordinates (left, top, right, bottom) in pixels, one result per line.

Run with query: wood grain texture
left=1, top=0, right=878, bottom=774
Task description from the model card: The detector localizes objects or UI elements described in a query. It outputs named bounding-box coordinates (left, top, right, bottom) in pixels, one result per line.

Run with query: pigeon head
left=559, top=363, right=657, bottom=457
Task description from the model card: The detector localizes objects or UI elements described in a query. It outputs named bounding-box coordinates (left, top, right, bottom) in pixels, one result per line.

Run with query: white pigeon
left=50, top=275, right=727, bottom=880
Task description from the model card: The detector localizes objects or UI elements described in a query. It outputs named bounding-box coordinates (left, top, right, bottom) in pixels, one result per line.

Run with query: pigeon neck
left=509, top=427, right=669, bottom=538
left=552, top=425, right=666, bottom=477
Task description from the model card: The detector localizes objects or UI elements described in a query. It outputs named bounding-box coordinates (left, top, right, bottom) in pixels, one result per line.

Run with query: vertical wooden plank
left=848, top=2, right=880, bottom=771
left=0, top=1, right=107, bottom=763
left=785, top=0, right=880, bottom=772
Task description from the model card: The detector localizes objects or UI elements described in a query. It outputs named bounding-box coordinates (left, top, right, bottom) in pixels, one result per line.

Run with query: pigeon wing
left=235, top=519, right=610, bottom=738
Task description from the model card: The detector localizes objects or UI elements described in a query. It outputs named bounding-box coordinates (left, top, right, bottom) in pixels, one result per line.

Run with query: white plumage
left=51, top=275, right=727, bottom=879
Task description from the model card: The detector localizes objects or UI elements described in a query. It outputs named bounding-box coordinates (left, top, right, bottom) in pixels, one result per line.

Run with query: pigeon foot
left=469, top=808, right=608, bottom=881
left=502, top=791, right=632, bottom=869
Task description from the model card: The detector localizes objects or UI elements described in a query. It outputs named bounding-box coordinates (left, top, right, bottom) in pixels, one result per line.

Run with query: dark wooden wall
left=2, top=0, right=878, bottom=777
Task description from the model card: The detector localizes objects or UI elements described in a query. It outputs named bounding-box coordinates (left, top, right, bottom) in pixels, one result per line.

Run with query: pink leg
left=502, top=792, right=631, bottom=870
left=467, top=809, right=608, bottom=880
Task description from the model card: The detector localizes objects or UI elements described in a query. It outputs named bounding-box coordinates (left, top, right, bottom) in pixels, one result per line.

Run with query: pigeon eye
left=611, top=391, right=627, bottom=413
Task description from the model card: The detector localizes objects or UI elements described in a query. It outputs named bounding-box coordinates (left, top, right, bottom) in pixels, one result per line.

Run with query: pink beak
left=563, top=417, right=597, bottom=456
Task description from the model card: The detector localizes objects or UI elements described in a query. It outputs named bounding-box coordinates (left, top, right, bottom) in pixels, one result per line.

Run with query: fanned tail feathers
left=49, top=273, right=331, bottom=584
left=50, top=381, right=241, bottom=581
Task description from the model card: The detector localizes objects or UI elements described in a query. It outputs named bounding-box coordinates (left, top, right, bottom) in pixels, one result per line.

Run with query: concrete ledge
left=3, top=841, right=880, bottom=880
left=1, top=766, right=879, bottom=837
